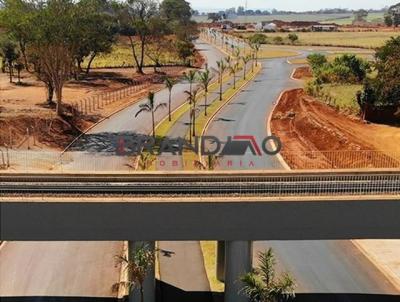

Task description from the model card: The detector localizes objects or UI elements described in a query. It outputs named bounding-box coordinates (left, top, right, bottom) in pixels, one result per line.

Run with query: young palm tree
left=251, top=42, right=261, bottom=66
left=183, top=70, right=198, bottom=104
left=199, top=69, right=213, bottom=116
left=233, top=47, right=241, bottom=60
left=242, top=55, right=252, bottom=80
left=240, top=248, right=296, bottom=302
left=115, top=243, right=155, bottom=302
left=229, top=62, right=240, bottom=90
left=217, top=60, right=228, bottom=101
left=225, top=56, right=232, bottom=67
left=185, top=88, right=200, bottom=141
left=194, top=155, right=221, bottom=171
left=164, top=77, right=176, bottom=122
left=135, top=92, right=167, bottom=139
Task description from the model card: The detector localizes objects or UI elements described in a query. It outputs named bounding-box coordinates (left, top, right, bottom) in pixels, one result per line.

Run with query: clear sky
left=187, top=0, right=398, bottom=12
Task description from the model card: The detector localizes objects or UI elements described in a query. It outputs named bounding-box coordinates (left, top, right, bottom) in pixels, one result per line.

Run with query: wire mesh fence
left=70, top=79, right=152, bottom=116
left=0, top=149, right=399, bottom=173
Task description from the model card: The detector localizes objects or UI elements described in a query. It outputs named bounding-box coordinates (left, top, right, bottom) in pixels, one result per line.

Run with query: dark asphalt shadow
left=215, top=117, right=236, bottom=122
left=68, top=131, right=149, bottom=155
left=156, top=280, right=214, bottom=302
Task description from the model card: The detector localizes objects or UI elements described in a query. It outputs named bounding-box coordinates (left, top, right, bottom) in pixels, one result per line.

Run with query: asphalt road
left=0, top=42, right=226, bottom=300
left=0, top=241, right=123, bottom=298
left=203, top=40, right=399, bottom=296
left=62, top=40, right=225, bottom=172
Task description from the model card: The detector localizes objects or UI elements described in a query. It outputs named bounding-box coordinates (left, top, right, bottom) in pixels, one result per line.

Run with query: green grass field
left=83, top=41, right=182, bottom=69
left=193, top=12, right=385, bottom=24
left=243, top=31, right=399, bottom=49
left=321, top=84, right=362, bottom=113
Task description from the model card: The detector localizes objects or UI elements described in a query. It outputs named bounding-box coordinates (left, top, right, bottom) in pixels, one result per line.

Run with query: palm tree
left=240, top=248, right=296, bottom=302
left=135, top=92, right=167, bottom=139
left=233, top=47, right=241, bottom=60
left=115, top=243, right=155, bottom=302
left=229, top=62, right=240, bottom=90
left=137, top=152, right=156, bottom=170
left=242, top=55, right=252, bottom=80
left=183, top=70, right=198, bottom=104
left=199, top=69, right=213, bottom=116
left=217, top=60, right=228, bottom=101
left=250, top=42, right=261, bottom=66
left=225, top=56, right=232, bottom=67
left=164, top=77, right=176, bottom=122
left=185, top=88, right=200, bottom=142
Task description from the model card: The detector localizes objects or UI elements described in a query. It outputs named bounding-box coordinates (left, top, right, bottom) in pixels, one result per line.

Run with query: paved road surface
left=158, top=242, right=212, bottom=302
left=0, top=241, right=123, bottom=298
left=0, top=41, right=226, bottom=301
left=62, top=40, right=224, bottom=172
left=204, top=43, right=399, bottom=296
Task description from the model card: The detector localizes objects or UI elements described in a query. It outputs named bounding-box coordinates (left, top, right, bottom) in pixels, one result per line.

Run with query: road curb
left=266, top=90, right=292, bottom=171
left=351, top=240, right=400, bottom=292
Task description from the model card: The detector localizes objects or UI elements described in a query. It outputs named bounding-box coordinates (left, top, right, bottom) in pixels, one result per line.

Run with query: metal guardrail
left=1, top=171, right=399, bottom=197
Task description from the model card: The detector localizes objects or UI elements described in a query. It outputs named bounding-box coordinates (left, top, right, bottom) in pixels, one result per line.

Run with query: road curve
left=204, top=45, right=399, bottom=296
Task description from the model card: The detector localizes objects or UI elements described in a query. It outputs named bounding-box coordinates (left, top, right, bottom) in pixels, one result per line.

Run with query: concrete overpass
left=1, top=171, right=399, bottom=302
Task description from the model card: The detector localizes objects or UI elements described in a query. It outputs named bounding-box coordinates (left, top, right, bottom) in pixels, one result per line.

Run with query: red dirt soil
left=292, top=66, right=312, bottom=80
left=271, top=89, right=400, bottom=169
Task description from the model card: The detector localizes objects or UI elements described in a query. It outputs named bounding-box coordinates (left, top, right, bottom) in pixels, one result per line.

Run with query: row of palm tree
left=136, top=48, right=256, bottom=141
left=135, top=67, right=215, bottom=140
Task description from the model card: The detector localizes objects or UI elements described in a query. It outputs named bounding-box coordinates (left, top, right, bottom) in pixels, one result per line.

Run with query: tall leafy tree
left=117, top=0, right=159, bottom=74
left=29, top=0, right=77, bottom=115
left=73, top=0, right=117, bottom=75
left=0, top=37, right=19, bottom=83
left=0, top=0, right=35, bottom=71
left=240, top=248, right=296, bottom=302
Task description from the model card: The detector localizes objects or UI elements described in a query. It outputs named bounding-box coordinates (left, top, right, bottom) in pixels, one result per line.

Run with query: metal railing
left=0, top=149, right=399, bottom=173
left=1, top=171, right=399, bottom=197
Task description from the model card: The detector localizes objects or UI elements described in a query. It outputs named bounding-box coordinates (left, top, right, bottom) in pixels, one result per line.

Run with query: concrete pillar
left=216, top=241, right=225, bottom=282
left=128, top=241, right=156, bottom=302
left=224, top=241, right=252, bottom=302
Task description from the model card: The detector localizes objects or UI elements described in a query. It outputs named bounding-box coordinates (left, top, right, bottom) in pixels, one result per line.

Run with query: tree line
left=305, top=36, right=400, bottom=120
left=0, top=0, right=198, bottom=116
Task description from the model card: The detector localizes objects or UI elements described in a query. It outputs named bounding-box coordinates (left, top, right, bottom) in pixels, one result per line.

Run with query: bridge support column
left=216, top=241, right=225, bottom=282
left=128, top=241, right=156, bottom=302
left=224, top=241, right=252, bottom=302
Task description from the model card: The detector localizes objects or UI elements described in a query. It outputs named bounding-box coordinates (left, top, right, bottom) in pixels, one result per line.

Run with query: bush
left=288, top=33, right=299, bottom=44
left=273, top=36, right=284, bottom=44
left=248, top=33, right=267, bottom=44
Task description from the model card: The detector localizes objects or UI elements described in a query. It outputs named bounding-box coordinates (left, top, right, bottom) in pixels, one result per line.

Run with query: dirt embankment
left=271, top=89, right=400, bottom=169
left=291, top=66, right=312, bottom=80
left=0, top=66, right=188, bottom=151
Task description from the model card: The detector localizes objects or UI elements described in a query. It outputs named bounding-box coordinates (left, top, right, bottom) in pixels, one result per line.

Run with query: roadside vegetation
left=240, top=249, right=296, bottom=302
left=304, top=37, right=400, bottom=119
left=244, top=31, right=399, bottom=49
left=0, top=0, right=199, bottom=151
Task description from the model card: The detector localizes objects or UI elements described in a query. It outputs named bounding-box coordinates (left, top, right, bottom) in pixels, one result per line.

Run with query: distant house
left=311, top=25, right=338, bottom=32
left=255, top=21, right=278, bottom=32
